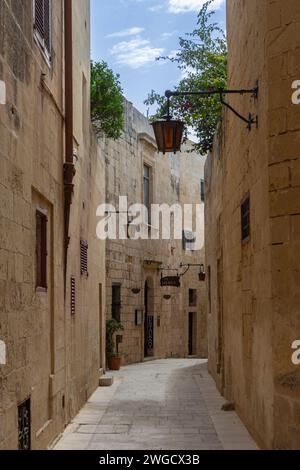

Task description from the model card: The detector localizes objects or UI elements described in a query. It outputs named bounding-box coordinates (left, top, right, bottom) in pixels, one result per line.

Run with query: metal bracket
left=165, top=81, right=259, bottom=131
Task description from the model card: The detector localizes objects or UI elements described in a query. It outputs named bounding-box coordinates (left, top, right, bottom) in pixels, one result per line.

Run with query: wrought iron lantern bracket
left=165, top=81, right=259, bottom=131
left=179, top=263, right=206, bottom=281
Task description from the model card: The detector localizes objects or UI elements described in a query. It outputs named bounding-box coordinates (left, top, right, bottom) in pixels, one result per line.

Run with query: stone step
left=99, top=375, right=114, bottom=387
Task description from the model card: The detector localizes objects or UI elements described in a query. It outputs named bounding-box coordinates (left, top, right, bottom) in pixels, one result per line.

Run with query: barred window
left=71, top=276, right=76, bottom=315
left=201, top=179, right=205, bottom=203
left=36, top=210, right=48, bottom=290
left=80, top=240, right=88, bottom=277
left=143, top=165, right=152, bottom=226
left=241, top=195, right=250, bottom=243
left=34, top=0, right=51, bottom=61
left=112, top=285, right=121, bottom=322
left=18, top=399, right=31, bottom=450
left=207, top=266, right=212, bottom=313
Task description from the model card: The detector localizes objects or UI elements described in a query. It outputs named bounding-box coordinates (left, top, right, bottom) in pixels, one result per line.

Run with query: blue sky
left=91, top=0, right=226, bottom=115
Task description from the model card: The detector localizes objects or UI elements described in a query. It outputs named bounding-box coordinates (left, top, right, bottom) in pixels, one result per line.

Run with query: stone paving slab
left=53, top=359, right=259, bottom=451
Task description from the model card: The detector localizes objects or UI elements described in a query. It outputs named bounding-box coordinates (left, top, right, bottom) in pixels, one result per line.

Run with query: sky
left=91, top=0, right=226, bottom=116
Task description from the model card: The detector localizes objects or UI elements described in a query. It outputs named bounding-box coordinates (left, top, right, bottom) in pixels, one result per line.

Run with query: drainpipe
left=64, top=0, right=76, bottom=294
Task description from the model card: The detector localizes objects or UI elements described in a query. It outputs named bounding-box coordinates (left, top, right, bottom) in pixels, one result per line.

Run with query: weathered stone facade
left=103, top=100, right=207, bottom=365
left=0, top=0, right=105, bottom=449
left=205, top=0, right=300, bottom=450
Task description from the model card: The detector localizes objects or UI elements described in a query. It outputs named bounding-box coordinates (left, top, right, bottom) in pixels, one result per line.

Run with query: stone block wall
left=0, top=0, right=105, bottom=449
left=103, top=100, right=207, bottom=365
left=266, top=0, right=300, bottom=450
left=205, top=0, right=300, bottom=450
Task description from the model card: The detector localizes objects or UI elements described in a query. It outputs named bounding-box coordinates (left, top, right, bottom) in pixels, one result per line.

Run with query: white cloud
left=168, top=0, right=225, bottom=13
left=169, top=49, right=180, bottom=58
left=161, top=31, right=178, bottom=40
left=106, top=27, right=145, bottom=39
left=110, top=38, right=164, bottom=69
left=149, top=4, right=165, bottom=12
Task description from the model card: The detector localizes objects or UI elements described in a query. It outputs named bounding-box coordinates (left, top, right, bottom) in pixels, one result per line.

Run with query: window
left=112, top=285, right=121, bottom=322
left=208, top=266, right=211, bottom=313
left=80, top=239, right=88, bottom=277
left=143, top=165, right=151, bottom=225
left=201, top=179, right=205, bottom=203
left=36, top=209, right=47, bottom=290
left=34, top=0, right=51, bottom=61
left=182, top=230, right=196, bottom=251
left=189, top=289, right=197, bottom=307
left=241, top=195, right=250, bottom=242
left=18, top=398, right=31, bottom=450
left=71, top=276, right=76, bottom=315
left=82, top=73, right=87, bottom=140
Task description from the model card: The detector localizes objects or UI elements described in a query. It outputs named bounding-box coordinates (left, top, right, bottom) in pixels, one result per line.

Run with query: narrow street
left=53, top=359, right=258, bottom=451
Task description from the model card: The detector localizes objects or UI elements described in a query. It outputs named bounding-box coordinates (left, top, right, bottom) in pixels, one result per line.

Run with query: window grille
left=18, top=399, right=31, bottom=450
left=36, top=210, right=48, bottom=289
left=80, top=239, right=88, bottom=277
left=71, top=276, right=76, bottom=315
left=34, top=0, right=51, bottom=60
left=241, top=195, right=250, bottom=242
left=112, top=285, right=121, bottom=322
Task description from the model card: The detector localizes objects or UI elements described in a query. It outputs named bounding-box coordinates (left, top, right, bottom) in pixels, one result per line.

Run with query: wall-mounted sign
left=135, top=309, right=143, bottom=326
left=160, top=276, right=181, bottom=288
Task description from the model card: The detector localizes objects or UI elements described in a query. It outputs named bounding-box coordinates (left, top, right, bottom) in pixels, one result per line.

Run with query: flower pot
left=107, top=355, right=122, bottom=371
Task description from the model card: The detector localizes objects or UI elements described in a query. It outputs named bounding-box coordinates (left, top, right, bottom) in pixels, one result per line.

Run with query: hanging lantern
left=151, top=118, right=184, bottom=154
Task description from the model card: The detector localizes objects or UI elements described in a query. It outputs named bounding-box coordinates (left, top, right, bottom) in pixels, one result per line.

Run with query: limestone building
left=205, top=0, right=300, bottom=450
left=102, top=100, right=207, bottom=365
left=0, top=0, right=105, bottom=449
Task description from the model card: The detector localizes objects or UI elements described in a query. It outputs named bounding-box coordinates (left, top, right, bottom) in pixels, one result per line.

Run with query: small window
left=80, top=239, right=88, bottom=277
left=189, top=289, right=197, bottom=307
left=112, top=285, right=121, bottom=322
left=34, top=0, right=51, bottom=61
left=18, top=398, right=31, bottom=450
left=71, top=276, right=76, bottom=315
left=143, top=164, right=151, bottom=225
left=201, top=179, right=205, bottom=203
left=207, top=266, right=212, bottom=313
left=241, top=195, right=250, bottom=243
left=82, top=73, right=87, bottom=140
left=36, top=210, right=47, bottom=290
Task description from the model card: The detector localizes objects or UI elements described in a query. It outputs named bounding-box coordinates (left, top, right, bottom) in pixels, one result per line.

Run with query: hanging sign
left=160, top=275, right=181, bottom=288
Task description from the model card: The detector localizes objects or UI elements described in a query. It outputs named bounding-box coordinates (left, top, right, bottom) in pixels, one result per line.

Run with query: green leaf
left=144, top=0, right=227, bottom=155
left=91, top=61, right=124, bottom=140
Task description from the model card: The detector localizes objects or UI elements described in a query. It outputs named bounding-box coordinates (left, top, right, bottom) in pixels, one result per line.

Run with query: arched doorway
left=144, top=278, right=154, bottom=358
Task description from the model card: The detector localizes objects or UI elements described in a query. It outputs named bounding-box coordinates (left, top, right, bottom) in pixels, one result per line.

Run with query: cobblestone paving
left=53, top=359, right=258, bottom=450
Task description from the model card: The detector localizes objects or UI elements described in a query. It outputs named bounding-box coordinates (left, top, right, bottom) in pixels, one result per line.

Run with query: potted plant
left=106, top=318, right=124, bottom=370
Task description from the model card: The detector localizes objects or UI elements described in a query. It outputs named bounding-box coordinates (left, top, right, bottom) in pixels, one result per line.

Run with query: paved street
left=53, top=359, right=258, bottom=450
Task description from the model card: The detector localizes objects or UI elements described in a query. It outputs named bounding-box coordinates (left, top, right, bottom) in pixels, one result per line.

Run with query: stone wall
left=103, top=100, right=207, bottom=365
left=266, top=0, right=300, bottom=450
left=0, top=0, right=105, bottom=449
left=205, top=0, right=300, bottom=450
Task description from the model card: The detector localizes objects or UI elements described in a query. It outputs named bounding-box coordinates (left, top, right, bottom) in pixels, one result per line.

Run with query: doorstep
left=143, top=356, right=159, bottom=363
